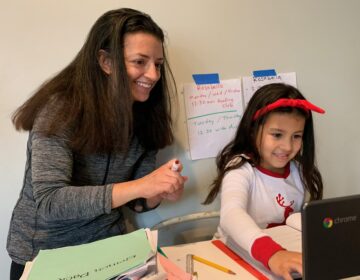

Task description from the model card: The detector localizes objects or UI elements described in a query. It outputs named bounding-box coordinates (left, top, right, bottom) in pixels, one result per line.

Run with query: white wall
left=1, top=0, right=360, bottom=275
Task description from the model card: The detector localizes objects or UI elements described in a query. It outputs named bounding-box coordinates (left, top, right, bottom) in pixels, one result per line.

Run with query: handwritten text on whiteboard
left=183, top=79, right=243, bottom=160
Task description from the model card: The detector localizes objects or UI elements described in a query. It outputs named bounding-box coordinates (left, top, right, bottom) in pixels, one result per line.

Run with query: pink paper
left=158, top=254, right=192, bottom=280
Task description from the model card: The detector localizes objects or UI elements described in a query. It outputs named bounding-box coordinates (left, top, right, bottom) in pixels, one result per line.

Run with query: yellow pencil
left=192, top=254, right=236, bottom=275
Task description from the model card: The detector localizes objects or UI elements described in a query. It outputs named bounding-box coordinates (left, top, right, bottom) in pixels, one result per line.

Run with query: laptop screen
left=302, top=194, right=360, bottom=280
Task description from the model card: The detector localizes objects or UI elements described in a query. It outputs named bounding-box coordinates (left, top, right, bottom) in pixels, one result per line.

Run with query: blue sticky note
left=192, top=73, right=220, bottom=85
left=253, top=69, right=277, bottom=77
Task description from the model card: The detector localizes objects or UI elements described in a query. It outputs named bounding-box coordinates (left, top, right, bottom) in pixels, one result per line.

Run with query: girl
left=7, top=8, right=187, bottom=280
left=204, top=83, right=324, bottom=279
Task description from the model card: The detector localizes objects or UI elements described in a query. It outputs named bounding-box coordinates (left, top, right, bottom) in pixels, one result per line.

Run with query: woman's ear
left=98, top=49, right=112, bottom=75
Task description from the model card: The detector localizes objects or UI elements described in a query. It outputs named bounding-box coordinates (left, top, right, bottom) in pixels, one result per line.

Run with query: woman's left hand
left=160, top=187, right=184, bottom=201
left=145, top=188, right=184, bottom=208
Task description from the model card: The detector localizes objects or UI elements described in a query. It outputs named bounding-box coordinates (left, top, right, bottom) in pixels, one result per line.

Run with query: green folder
left=28, top=228, right=154, bottom=280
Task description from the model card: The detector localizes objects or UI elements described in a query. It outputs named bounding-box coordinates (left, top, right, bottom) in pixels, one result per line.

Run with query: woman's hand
left=111, top=159, right=187, bottom=208
left=268, top=250, right=302, bottom=280
left=145, top=187, right=184, bottom=208
left=140, top=159, right=188, bottom=200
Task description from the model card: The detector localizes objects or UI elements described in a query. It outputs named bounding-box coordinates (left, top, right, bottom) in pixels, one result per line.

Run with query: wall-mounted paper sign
left=242, top=72, right=297, bottom=108
left=183, top=79, right=243, bottom=160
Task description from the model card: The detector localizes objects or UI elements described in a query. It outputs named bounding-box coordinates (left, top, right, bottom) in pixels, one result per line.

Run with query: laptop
left=302, top=194, right=360, bottom=280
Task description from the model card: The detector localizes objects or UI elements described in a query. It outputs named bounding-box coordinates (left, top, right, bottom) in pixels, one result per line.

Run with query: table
left=163, top=240, right=266, bottom=280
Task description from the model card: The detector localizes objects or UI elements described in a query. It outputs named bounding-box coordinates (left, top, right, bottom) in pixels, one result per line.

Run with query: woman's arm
left=112, top=159, right=187, bottom=209
left=31, top=131, right=114, bottom=221
left=32, top=131, right=186, bottom=222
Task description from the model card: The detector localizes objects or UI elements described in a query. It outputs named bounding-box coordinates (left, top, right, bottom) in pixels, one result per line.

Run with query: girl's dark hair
left=204, top=83, right=323, bottom=204
left=12, top=8, right=176, bottom=153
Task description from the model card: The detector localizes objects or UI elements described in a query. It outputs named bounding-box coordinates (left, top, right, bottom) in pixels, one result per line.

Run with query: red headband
left=253, top=98, right=325, bottom=120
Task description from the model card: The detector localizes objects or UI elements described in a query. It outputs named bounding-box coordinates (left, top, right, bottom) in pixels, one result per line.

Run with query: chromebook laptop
left=302, top=194, right=360, bottom=280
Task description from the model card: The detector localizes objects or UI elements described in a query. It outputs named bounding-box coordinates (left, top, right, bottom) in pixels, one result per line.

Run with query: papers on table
left=158, top=254, right=192, bottom=280
left=23, top=228, right=161, bottom=280
left=285, top=212, right=302, bottom=231
left=265, top=225, right=302, bottom=253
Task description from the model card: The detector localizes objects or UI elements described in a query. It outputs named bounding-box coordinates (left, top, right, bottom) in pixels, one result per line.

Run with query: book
left=284, top=212, right=301, bottom=231
left=266, top=212, right=302, bottom=253
left=20, top=228, right=166, bottom=280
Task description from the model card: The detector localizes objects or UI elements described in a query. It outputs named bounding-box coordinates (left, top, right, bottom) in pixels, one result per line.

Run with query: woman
left=7, top=8, right=187, bottom=279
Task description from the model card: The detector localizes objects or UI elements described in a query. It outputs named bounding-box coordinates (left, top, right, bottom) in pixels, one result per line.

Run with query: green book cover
left=28, top=228, right=154, bottom=280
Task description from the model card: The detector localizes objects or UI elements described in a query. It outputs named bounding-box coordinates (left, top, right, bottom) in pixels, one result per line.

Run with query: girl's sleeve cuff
left=251, top=236, right=285, bottom=269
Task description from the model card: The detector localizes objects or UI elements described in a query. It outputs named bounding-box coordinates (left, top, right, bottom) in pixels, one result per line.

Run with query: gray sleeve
left=31, top=131, right=113, bottom=221
left=126, top=149, right=158, bottom=212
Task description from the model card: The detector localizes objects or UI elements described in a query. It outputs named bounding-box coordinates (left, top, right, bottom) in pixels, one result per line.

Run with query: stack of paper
left=21, top=228, right=164, bottom=280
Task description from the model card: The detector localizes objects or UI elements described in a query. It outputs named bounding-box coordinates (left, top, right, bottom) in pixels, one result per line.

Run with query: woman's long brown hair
left=12, top=8, right=177, bottom=153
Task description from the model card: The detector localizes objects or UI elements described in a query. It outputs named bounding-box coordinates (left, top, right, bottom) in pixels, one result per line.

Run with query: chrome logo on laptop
left=323, top=215, right=357, bottom=229
left=323, top=217, right=333, bottom=228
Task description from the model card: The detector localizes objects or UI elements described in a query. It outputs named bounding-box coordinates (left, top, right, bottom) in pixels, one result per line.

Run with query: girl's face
left=123, top=32, right=163, bottom=102
left=256, top=111, right=305, bottom=174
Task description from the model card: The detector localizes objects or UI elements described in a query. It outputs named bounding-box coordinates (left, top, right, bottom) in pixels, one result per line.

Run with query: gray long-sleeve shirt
left=7, top=105, right=157, bottom=265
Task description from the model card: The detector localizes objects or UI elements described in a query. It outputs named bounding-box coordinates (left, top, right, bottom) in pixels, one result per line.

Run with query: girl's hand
left=268, top=250, right=302, bottom=280
left=139, top=159, right=188, bottom=200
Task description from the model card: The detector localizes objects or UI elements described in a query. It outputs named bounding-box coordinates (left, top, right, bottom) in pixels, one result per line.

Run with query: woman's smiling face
left=123, top=32, right=163, bottom=102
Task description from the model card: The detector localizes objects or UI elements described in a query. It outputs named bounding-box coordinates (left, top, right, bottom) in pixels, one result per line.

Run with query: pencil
left=192, top=254, right=236, bottom=275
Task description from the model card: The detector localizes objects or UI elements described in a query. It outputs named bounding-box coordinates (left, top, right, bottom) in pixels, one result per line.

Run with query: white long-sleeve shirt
left=217, top=159, right=304, bottom=268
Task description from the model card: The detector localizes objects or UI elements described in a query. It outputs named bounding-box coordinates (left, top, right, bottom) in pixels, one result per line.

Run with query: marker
left=157, top=246, right=168, bottom=258
left=192, top=254, right=236, bottom=275
left=171, top=160, right=180, bottom=172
